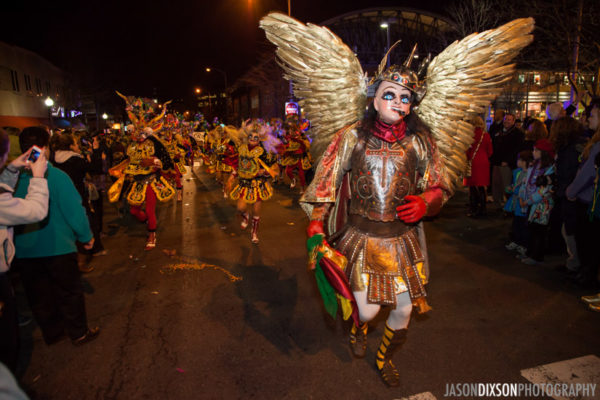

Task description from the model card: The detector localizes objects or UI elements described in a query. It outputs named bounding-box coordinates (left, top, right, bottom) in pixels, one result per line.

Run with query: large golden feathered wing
left=260, top=12, right=367, bottom=162
left=416, top=18, right=534, bottom=192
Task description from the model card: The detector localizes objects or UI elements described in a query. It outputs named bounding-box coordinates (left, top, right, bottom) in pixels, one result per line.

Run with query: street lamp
left=195, top=88, right=201, bottom=94
left=44, top=97, right=54, bottom=129
left=380, top=22, right=391, bottom=67
left=205, top=67, right=228, bottom=90
left=102, top=113, right=108, bottom=120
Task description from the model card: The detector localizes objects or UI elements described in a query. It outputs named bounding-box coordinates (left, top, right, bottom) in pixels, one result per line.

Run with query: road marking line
left=520, top=355, right=600, bottom=400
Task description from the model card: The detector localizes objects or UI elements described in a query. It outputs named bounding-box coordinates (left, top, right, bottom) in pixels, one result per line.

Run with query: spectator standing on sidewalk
left=464, top=116, right=493, bottom=217
left=504, top=150, right=533, bottom=256
left=0, top=129, right=48, bottom=373
left=490, top=114, right=524, bottom=210
left=520, top=139, right=556, bottom=265
left=567, top=104, right=600, bottom=290
left=12, top=127, right=100, bottom=346
left=550, top=117, right=584, bottom=275
left=50, top=133, right=105, bottom=271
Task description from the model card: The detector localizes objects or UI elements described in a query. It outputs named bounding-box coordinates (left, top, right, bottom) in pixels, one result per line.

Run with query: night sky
left=2, top=0, right=446, bottom=101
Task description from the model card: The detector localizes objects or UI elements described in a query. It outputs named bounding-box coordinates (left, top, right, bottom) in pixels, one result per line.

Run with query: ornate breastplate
left=348, top=135, right=417, bottom=222
left=238, top=144, right=264, bottom=179
left=124, top=141, right=155, bottom=175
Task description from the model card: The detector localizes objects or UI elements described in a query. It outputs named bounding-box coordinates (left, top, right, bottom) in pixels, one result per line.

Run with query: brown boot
left=349, top=322, right=368, bottom=358
left=145, top=232, right=157, bottom=251
left=375, top=324, right=407, bottom=387
left=251, top=216, right=260, bottom=243
left=77, top=252, right=93, bottom=273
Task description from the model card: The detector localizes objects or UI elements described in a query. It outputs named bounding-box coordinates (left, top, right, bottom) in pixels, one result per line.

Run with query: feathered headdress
left=116, top=91, right=171, bottom=135
left=241, top=119, right=281, bottom=154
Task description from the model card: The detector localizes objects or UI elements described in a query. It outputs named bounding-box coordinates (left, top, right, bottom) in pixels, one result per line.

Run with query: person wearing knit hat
left=534, top=138, right=555, bottom=159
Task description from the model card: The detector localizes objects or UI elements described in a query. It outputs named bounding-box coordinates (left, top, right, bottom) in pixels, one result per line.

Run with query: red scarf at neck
left=372, top=119, right=406, bottom=143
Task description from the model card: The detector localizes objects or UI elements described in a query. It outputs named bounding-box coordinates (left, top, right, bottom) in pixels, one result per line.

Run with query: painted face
left=373, top=82, right=412, bottom=124
left=248, top=133, right=260, bottom=145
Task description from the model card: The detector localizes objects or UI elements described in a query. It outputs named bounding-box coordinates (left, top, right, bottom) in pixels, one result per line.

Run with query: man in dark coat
left=490, top=113, right=524, bottom=209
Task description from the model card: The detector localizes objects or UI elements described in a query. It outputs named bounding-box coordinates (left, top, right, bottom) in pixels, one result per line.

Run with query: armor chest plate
left=349, top=135, right=418, bottom=221
left=238, top=144, right=263, bottom=179
left=125, top=141, right=155, bottom=175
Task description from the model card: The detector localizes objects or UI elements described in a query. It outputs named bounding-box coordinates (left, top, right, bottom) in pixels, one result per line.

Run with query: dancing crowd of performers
left=107, top=91, right=313, bottom=249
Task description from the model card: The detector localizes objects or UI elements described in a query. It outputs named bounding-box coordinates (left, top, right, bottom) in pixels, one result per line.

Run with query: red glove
left=307, top=219, right=325, bottom=238
left=396, top=195, right=427, bottom=223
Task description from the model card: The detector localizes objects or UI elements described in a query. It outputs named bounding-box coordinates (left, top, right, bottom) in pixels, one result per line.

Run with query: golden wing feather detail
left=416, top=18, right=534, bottom=192
left=260, top=12, right=367, bottom=162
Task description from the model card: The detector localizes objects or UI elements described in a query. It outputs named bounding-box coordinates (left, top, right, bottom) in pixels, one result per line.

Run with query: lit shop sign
left=70, top=110, right=83, bottom=118
left=285, top=102, right=299, bottom=115
left=51, top=106, right=64, bottom=117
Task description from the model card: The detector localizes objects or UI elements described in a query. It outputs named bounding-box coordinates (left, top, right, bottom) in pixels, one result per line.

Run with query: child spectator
left=505, top=150, right=533, bottom=255
left=520, top=139, right=556, bottom=265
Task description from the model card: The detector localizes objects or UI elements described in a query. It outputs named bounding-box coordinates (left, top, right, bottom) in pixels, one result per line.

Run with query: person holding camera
left=12, top=127, right=99, bottom=346
left=0, top=129, right=49, bottom=372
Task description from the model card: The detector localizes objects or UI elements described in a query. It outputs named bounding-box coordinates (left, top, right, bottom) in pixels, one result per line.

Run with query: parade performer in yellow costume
left=229, top=120, right=280, bottom=243
left=215, top=126, right=241, bottom=198
left=109, top=92, right=175, bottom=250
left=261, top=13, right=534, bottom=386
left=161, top=114, right=186, bottom=201
left=280, top=116, right=312, bottom=193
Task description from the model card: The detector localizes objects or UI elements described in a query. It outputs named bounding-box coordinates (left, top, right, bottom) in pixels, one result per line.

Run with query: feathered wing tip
left=260, top=12, right=367, bottom=163
left=416, top=17, right=535, bottom=193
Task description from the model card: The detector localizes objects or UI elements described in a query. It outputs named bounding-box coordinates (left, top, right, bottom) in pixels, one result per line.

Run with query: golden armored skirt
left=331, top=216, right=428, bottom=307
left=216, top=162, right=234, bottom=173
left=108, top=174, right=175, bottom=206
left=230, top=178, right=273, bottom=203
left=281, top=155, right=312, bottom=170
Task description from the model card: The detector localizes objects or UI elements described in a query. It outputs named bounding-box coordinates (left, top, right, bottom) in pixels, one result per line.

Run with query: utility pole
left=570, top=0, right=583, bottom=115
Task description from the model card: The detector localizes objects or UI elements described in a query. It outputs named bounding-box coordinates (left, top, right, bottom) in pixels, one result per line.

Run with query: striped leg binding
left=349, top=322, right=368, bottom=358
left=375, top=324, right=407, bottom=387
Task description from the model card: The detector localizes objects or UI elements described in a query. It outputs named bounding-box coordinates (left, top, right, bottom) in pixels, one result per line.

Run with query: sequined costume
left=216, top=138, right=239, bottom=173
left=230, top=143, right=277, bottom=203
left=260, top=11, right=534, bottom=387
left=109, top=92, right=174, bottom=250
left=281, top=128, right=312, bottom=191
left=300, top=119, right=448, bottom=307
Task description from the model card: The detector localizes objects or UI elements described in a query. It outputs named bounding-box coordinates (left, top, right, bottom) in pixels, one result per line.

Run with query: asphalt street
left=14, top=165, right=600, bottom=400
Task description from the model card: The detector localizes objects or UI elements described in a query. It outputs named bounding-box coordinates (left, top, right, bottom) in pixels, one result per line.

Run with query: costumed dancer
left=109, top=92, right=176, bottom=250
left=229, top=120, right=280, bottom=243
left=281, top=116, right=312, bottom=193
left=215, top=126, right=241, bottom=198
left=204, top=126, right=219, bottom=175
left=260, top=13, right=533, bottom=386
left=161, top=114, right=187, bottom=201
